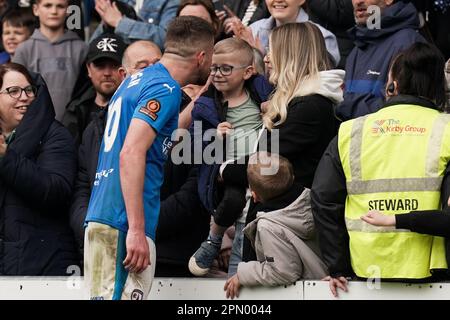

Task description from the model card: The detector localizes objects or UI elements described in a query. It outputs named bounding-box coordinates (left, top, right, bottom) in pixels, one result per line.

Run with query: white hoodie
left=295, top=69, right=345, bottom=105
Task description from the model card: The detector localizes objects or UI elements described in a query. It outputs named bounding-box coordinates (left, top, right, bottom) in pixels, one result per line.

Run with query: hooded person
left=0, top=63, right=79, bottom=275
left=224, top=152, right=327, bottom=300
left=336, top=0, right=426, bottom=121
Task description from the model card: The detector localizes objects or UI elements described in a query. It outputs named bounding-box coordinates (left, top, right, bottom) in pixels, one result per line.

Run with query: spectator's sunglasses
left=0, top=85, right=37, bottom=99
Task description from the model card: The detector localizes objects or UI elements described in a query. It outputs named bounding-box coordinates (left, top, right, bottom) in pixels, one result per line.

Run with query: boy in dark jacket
left=188, top=37, right=272, bottom=276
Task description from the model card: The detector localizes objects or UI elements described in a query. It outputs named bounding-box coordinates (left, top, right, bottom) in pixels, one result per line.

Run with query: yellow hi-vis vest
left=338, top=104, right=450, bottom=279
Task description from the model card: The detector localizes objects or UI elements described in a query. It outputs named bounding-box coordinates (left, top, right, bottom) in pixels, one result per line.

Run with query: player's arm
left=120, top=118, right=156, bottom=274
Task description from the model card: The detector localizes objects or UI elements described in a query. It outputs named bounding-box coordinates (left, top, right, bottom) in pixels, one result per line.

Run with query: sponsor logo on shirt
left=371, top=119, right=426, bottom=135
left=131, top=289, right=144, bottom=300
left=128, top=71, right=142, bottom=88
left=94, top=168, right=114, bottom=186
left=367, top=69, right=381, bottom=76
left=163, top=83, right=176, bottom=93
left=162, top=137, right=173, bottom=156
left=139, top=99, right=161, bottom=121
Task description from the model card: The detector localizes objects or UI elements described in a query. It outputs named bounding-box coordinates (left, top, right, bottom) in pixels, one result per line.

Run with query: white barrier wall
left=0, top=277, right=449, bottom=300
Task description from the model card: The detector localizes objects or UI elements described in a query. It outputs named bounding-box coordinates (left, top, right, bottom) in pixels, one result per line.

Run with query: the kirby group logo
left=371, top=119, right=426, bottom=135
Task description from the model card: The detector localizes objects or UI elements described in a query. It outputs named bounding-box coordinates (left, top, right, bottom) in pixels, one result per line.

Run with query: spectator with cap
left=91, top=0, right=180, bottom=49
left=62, top=33, right=127, bottom=145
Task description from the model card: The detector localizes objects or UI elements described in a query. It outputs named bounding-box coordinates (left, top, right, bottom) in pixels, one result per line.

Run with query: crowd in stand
left=0, top=0, right=448, bottom=299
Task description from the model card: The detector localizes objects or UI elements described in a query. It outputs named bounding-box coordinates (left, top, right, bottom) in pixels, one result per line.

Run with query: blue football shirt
left=85, top=63, right=180, bottom=240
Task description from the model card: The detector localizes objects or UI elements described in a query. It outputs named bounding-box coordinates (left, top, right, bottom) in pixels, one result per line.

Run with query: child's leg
left=208, top=222, right=227, bottom=243
left=227, top=220, right=245, bottom=277
left=189, top=185, right=247, bottom=276
left=227, top=189, right=251, bottom=277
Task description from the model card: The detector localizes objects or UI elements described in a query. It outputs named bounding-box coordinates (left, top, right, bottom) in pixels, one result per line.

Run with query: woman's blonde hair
left=264, top=22, right=331, bottom=129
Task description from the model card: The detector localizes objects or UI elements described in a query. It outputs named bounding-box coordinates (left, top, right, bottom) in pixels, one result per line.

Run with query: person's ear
left=385, top=0, right=395, bottom=6
left=386, top=81, right=398, bottom=97
left=243, top=65, right=254, bottom=80
left=251, top=190, right=261, bottom=203
left=32, top=3, right=39, bottom=17
left=86, top=63, right=93, bottom=79
left=197, top=51, right=206, bottom=67
left=118, top=66, right=127, bottom=80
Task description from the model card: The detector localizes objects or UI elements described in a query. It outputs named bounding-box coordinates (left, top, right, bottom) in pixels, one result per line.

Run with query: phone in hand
left=213, top=0, right=226, bottom=15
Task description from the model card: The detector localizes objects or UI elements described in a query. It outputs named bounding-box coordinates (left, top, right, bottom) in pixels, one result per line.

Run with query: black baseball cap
left=87, top=34, right=127, bottom=64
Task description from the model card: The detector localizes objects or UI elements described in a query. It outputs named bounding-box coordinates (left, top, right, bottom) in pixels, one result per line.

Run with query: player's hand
left=123, top=229, right=150, bottom=273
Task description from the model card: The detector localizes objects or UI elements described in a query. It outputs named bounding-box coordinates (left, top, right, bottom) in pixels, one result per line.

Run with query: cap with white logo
left=87, top=34, right=127, bottom=64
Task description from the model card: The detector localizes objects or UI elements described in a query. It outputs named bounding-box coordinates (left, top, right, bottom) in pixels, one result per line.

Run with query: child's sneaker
left=188, top=239, right=221, bottom=276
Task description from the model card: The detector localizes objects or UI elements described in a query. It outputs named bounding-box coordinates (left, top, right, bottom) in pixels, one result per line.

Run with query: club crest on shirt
left=131, top=289, right=144, bottom=300
left=139, top=99, right=161, bottom=121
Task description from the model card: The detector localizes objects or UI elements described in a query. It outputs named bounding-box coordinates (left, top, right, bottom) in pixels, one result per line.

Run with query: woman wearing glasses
left=0, top=63, right=79, bottom=275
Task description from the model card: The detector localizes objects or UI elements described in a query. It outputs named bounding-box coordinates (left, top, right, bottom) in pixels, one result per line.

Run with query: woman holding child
left=222, top=22, right=345, bottom=296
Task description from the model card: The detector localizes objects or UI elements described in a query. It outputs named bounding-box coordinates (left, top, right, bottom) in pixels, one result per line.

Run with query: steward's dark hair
left=390, top=42, right=446, bottom=108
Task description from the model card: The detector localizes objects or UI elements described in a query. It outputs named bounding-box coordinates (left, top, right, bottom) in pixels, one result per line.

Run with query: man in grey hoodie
left=13, top=0, right=88, bottom=121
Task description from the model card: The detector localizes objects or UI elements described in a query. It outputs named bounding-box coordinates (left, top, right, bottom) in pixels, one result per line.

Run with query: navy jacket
left=190, top=75, right=272, bottom=214
left=336, top=2, right=425, bottom=120
left=69, top=107, right=106, bottom=252
left=0, top=73, right=79, bottom=275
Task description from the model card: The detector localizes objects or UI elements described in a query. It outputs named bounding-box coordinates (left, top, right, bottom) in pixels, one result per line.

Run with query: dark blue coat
left=190, top=75, right=273, bottom=214
left=336, top=2, right=426, bottom=120
left=0, top=73, right=79, bottom=275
